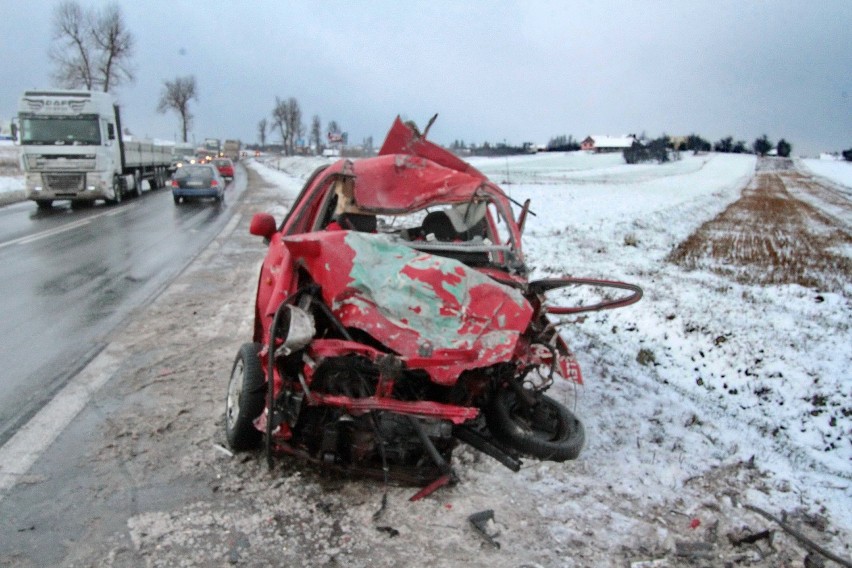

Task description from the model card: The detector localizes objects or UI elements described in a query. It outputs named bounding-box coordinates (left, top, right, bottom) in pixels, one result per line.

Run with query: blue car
left=171, top=164, right=225, bottom=204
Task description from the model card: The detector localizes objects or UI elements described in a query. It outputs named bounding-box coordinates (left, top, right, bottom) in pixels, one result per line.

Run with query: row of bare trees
left=256, top=98, right=343, bottom=155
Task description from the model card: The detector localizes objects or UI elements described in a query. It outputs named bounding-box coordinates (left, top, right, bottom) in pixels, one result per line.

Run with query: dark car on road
left=170, top=164, right=225, bottom=204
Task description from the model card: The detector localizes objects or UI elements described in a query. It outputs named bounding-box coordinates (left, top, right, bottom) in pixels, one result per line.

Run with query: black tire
left=173, top=195, right=181, bottom=205
left=485, top=389, right=585, bottom=462
left=106, top=175, right=123, bottom=205
left=225, top=342, right=266, bottom=451
left=35, top=199, right=53, bottom=210
left=133, top=171, right=143, bottom=197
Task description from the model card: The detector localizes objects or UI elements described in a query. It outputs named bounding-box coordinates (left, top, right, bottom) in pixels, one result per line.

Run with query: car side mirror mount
left=250, top=213, right=277, bottom=242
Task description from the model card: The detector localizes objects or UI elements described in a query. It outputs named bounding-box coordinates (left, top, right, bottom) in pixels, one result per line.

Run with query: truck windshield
left=19, top=116, right=101, bottom=146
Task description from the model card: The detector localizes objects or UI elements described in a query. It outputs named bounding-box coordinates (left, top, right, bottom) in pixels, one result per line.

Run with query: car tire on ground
left=173, top=195, right=181, bottom=205
left=35, top=199, right=53, bottom=210
left=225, top=342, right=266, bottom=451
left=485, top=389, right=585, bottom=462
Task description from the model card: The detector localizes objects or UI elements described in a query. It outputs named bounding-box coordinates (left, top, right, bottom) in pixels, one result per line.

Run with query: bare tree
left=49, top=1, right=94, bottom=89
left=92, top=4, right=134, bottom=92
left=49, top=1, right=135, bottom=92
left=258, top=118, right=268, bottom=148
left=271, top=97, right=287, bottom=151
left=271, top=96, right=303, bottom=155
left=310, top=115, right=322, bottom=155
left=157, top=76, right=198, bottom=143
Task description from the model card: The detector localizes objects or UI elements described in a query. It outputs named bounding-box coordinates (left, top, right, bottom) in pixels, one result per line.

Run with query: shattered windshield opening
left=19, top=115, right=101, bottom=146
left=372, top=198, right=524, bottom=273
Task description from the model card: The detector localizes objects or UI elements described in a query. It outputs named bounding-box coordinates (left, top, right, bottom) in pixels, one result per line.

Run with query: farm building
left=580, top=135, right=638, bottom=153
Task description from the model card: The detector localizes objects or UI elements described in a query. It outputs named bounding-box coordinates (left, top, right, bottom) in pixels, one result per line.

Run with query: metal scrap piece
left=468, top=509, right=501, bottom=549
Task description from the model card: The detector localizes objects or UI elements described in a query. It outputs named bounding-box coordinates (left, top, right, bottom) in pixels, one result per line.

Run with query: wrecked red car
left=225, top=116, right=641, bottom=493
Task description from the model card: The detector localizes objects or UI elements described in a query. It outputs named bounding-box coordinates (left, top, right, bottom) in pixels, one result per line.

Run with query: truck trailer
left=223, top=139, right=241, bottom=161
left=17, top=90, right=172, bottom=208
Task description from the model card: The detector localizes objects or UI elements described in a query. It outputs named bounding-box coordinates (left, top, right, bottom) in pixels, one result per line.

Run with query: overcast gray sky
left=2, top=0, right=850, bottom=156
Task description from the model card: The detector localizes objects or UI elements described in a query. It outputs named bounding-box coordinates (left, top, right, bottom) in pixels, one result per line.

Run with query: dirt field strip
left=668, top=158, right=852, bottom=291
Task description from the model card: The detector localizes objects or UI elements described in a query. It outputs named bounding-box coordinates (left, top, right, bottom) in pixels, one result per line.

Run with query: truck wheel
left=35, top=199, right=53, bottom=210
left=133, top=171, right=143, bottom=197
left=106, top=176, right=123, bottom=205
left=225, top=343, right=266, bottom=451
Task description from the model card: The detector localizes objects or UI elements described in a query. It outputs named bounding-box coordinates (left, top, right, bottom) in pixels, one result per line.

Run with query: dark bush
left=623, top=137, right=670, bottom=164
left=753, top=135, right=773, bottom=156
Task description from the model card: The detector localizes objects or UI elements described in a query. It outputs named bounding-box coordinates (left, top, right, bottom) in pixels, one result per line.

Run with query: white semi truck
left=17, top=90, right=172, bottom=209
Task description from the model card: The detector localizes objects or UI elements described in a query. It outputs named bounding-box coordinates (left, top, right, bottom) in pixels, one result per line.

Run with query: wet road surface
left=0, top=168, right=247, bottom=446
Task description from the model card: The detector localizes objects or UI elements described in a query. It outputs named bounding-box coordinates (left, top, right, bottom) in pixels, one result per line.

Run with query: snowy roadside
left=1, top=151, right=849, bottom=567
left=0, top=143, right=24, bottom=207
left=197, top=153, right=850, bottom=566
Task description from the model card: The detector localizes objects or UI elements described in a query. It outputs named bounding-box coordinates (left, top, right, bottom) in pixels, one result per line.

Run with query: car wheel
left=225, top=342, right=266, bottom=451
left=485, top=388, right=585, bottom=462
left=35, top=199, right=53, bottom=210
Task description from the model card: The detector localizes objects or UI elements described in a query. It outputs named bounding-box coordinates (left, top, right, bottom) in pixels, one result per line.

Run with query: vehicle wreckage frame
left=224, top=116, right=642, bottom=498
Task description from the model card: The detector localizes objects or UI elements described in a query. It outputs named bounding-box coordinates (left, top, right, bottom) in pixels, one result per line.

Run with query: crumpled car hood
left=283, top=231, right=532, bottom=384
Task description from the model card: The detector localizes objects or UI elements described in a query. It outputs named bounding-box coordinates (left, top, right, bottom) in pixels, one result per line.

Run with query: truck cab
left=17, top=90, right=170, bottom=208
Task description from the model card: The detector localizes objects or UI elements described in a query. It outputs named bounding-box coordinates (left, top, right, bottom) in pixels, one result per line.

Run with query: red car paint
left=213, top=158, right=234, bottom=179
left=229, top=115, right=642, bottom=488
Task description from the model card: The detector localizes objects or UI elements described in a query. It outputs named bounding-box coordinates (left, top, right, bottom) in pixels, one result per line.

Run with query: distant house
left=580, top=135, right=638, bottom=153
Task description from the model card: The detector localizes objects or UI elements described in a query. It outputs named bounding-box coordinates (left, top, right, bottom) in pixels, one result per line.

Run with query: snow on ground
left=471, top=152, right=851, bottom=532
left=800, top=157, right=852, bottom=189
left=248, top=154, right=331, bottom=220
left=0, top=143, right=23, bottom=195
left=1, top=148, right=848, bottom=562
left=250, top=152, right=852, bottom=547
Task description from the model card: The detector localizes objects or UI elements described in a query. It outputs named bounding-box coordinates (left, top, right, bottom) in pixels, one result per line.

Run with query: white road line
left=0, top=203, right=137, bottom=250
left=0, top=210, right=244, bottom=502
left=0, top=345, right=121, bottom=499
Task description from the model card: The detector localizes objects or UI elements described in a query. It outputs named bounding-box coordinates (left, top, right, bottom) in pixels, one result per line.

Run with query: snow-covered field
left=255, top=151, right=851, bottom=562
left=801, top=156, right=852, bottom=189
left=2, top=148, right=849, bottom=564
left=471, top=151, right=850, bottom=514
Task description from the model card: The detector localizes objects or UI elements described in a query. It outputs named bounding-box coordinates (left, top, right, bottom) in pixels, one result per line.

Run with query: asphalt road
left=0, top=167, right=247, bottom=446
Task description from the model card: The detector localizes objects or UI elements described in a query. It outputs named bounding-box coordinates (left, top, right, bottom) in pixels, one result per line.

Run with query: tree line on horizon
left=451, top=133, right=795, bottom=160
